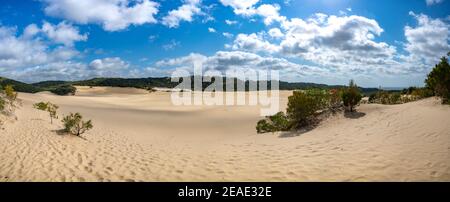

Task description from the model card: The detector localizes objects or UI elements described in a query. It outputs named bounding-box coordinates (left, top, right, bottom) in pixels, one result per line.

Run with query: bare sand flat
left=1, top=86, right=450, bottom=182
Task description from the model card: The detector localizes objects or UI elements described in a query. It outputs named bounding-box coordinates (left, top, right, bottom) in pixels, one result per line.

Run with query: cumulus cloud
left=268, top=28, right=284, bottom=38
left=228, top=13, right=397, bottom=71
left=8, top=57, right=132, bottom=82
left=208, top=27, right=216, bottom=33
left=0, top=24, right=83, bottom=72
left=403, top=12, right=450, bottom=65
left=255, top=4, right=286, bottom=25
left=220, top=1, right=285, bottom=25
left=89, top=57, right=129, bottom=71
left=88, top=57, right=131, bottom=77
left=41, top=21, right=87, bottom=46
left=41, top=0, right=159, bottom=31
left=162, top=0, right=202, bottom=28
left=153, top=51, right=318, bottom=78
left=219, top=0, right=259, bottom=16
left=0, top=22, right=97, bottom=82
left=426, top=0, right=444, bottom=5
left=231, top=33, right=280, bottom=53
left=8, top=61, right=90, bottom=83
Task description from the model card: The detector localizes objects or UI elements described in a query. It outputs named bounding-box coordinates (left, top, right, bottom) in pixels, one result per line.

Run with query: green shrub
left=388, top=93, right=402, bottom=104
left=425, top=53, right=450, bottom=104
left=4, top=85, right=17, bottom=101
left=256, top=112, right=291, bottom=133
left=34, top=102, right=59, bottom=124
left=269, top=112, right=291, bottom=130
left=256, top=119, right=277, bottom=133
left=411, top=88, right=433, bottom=98
left=341, top=80, right=362, bottom=112
left=329, top=89, right=342, bottom=109
left=50, top=85, right=76, bottom=96
left=62, top=113, right=93, bottom=136
left=304, top=88, right=330, bottom=108
left=287, top=90, right=328, bottom=128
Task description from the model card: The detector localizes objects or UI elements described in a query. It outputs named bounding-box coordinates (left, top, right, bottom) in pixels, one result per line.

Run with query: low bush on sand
left=62, top=112, right=93, bottom=136
left=256, top=80, right=363, bottom=134
left=256, top=112, right=291, bottom=133
left=0, top=85, right=18, bottom=114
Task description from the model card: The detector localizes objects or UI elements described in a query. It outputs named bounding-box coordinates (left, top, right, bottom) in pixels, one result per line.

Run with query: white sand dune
left=1, top=86, right=449, bottom=182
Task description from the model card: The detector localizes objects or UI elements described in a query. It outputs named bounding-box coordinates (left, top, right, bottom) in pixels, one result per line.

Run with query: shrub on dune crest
left=256, top=88, right=342, bottom=133
left=62, top=113, right=93, bottom=136
left=287, top=90, right=328, bottom=128
left=342, top=80, right=362, bottom=112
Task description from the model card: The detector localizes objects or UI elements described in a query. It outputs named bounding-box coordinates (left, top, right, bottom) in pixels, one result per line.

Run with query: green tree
left=341, top=80, right=362, bottom=112
left=62, top=113, right=93, bottom=136
left=425, top=53, right=450, bottom=104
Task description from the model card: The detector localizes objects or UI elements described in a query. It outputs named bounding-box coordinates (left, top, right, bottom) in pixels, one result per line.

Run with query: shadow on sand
left=344, top=111, right=366, bottom=119
left=278, top=125, right=316, bottom=138
left=52, top=129, right=87, bottom=140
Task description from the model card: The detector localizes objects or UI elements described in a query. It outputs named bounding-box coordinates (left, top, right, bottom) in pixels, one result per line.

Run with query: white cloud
left=153, top=51, right=318, bottom=79
left=22, top=24, right=40, bottom=38
left=89, top=57, right=129, bottom=71
left=401, top=12, right=450, bottom=71
left=225, top=19, right=238, bottom=25
left=162, top=0, right=202, bottom=28
left=268, top=28, right=284, bottom=38
left=0, top=24, right=83, bottom=72
left=256, top=4, right=286, bottom=25
left=41, top=0, right=159, bottom=31
left=223, top=32, right=234, bottom=38
left=208, top=27, right=216, bottom=33
left=278, top=14, right=396, bottom=69
left=8, top=57, right=132, bottom=82
left=41, top=21, right=87, bottom=46
left=231, top=33, right=280, bottom=53
left=88, top=57, right=131, bottom=77
left=220, top=1, right=285, bottom=25
left=219, top=0, right=259, bottom=16
left=7, top=61, right=90, bottom=83
left=156, top=53, right=207, bottom=68
left=426, top=0, right=444, bottom=5
left=0, top=23, right=142, bottom=82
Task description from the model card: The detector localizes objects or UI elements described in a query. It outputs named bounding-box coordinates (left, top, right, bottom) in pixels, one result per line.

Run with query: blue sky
left=0, top=0, right=449, bottom=87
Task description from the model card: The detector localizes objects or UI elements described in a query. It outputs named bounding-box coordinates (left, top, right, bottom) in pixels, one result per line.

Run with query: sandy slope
left=0, top=87, right=449, bottom=182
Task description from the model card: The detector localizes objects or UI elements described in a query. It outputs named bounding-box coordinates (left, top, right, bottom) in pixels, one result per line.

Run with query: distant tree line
left=0, top=76, right=380, bottom=96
